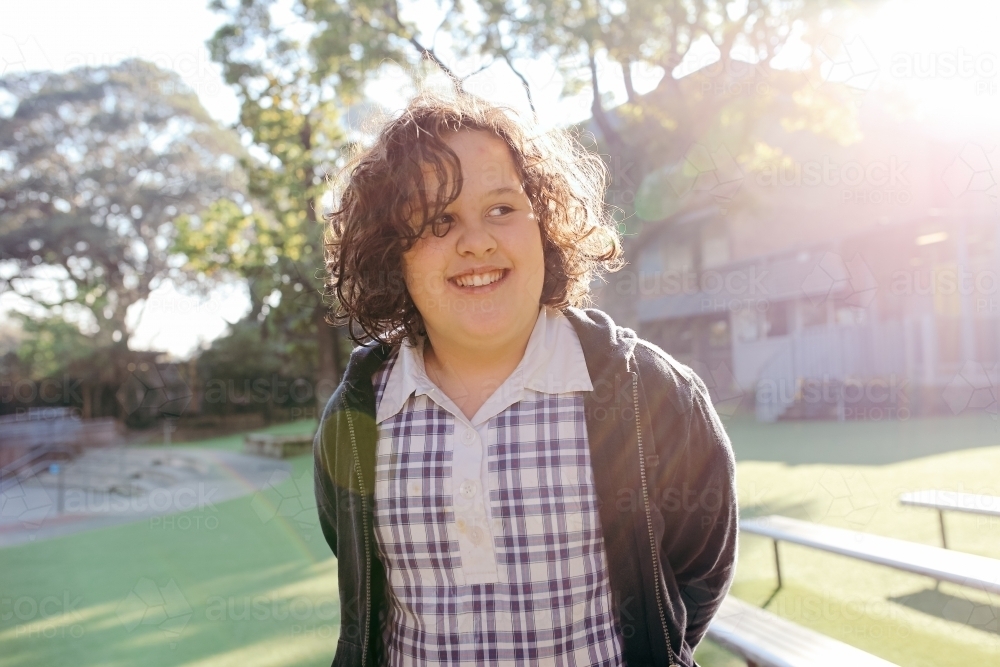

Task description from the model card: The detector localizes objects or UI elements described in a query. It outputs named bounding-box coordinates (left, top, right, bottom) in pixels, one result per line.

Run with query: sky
left=2, top=0, right=999, bottom=358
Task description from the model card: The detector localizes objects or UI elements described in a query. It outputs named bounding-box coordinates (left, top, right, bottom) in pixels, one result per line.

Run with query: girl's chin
left=430, top=307, right=536, bottom=342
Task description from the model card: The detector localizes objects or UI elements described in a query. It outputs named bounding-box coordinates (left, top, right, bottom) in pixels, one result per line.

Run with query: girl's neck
left=422, top=325, right=534, bottom=421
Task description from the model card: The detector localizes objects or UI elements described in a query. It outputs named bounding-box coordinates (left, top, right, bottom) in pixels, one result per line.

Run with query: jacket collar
left=338, top=306, right=636, bottom=404
left=374, top=306, right=594, bottom=425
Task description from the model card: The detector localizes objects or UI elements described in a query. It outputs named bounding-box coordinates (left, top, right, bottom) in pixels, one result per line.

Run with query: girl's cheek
left=403, top=246, right=451, bottom=299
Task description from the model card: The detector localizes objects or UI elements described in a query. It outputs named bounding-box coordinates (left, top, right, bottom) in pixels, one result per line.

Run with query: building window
left=701, top=234, right=730, bottom=269
left=708, top=317, right=730, bottom=348
left=799, top=298, right=828, bottom=328
left=835, top=305, right=867, bottom=327
left=664, top=243, right=694, bottom=273
left=764, top=301, right=789, bottom=337
left=734, top=308, right=759, bottom=342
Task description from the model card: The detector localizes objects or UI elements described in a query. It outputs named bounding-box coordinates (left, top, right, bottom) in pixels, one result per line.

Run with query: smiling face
left=401, top=129, right=545, bottom=353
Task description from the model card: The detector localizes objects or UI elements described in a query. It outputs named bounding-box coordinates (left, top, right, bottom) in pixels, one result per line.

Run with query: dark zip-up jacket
left=313, top=307, right=738, bottom=667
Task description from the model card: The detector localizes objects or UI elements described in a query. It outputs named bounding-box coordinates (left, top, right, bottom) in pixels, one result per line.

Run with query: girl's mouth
left=448, top=269, right=509, bottom=291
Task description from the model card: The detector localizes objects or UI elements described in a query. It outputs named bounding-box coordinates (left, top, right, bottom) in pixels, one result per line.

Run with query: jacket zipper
left=631, top=372, right=680, bottom=667
left=343, top=395, right=372, bottom=667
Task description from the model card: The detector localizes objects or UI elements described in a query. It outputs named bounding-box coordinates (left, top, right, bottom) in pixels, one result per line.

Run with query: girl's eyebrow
left=485, top=186, right=519, bottom=197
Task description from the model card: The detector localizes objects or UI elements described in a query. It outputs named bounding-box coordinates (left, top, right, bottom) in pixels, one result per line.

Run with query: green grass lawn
left=2, top=414, right=1000, bottom=666
left=705, top=413, right=1000, bottom=667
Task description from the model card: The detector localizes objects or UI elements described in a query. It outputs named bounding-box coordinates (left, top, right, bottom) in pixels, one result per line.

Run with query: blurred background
left=2, top=0, right=999, bottom=665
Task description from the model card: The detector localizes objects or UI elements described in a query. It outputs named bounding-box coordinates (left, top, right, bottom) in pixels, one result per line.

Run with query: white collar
left=375, top=306, right=593, bottom=426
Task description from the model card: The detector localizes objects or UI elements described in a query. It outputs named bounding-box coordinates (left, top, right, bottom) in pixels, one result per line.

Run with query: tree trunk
left=82, top=383, right=92, bottom=419
left=315, top=307, right=341, bottom=414
left=622, top=58, right=636, bottom=103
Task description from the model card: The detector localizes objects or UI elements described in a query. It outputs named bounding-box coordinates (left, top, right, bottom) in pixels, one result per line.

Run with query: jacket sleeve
left=673, top=371, right=738, bottom=649
left=313, top=387, right=344, bottom=559
left=637, top=342, right=739, bottom=653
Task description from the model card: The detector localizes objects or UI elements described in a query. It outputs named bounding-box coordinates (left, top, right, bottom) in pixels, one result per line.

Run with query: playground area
left=2, top=415, right=999, bottom=667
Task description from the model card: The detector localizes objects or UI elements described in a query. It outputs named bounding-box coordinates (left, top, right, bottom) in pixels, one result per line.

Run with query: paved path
left=0, top=446, right=291, bottom=548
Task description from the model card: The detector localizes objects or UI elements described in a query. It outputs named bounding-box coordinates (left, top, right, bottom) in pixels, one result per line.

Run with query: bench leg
left=773, top=539, right=783, bottom=590
left=938, top=509, right=948, bottom=549
left=762, top=539, right=784, bottom=608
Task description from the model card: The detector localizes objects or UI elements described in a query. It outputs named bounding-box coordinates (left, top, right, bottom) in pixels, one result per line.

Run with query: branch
left=482, top=22, right=535, bottom=116
left=8, top=276, right=80, bottom=311
left=717, top=0, right=760, bottom=66
left=461, top=60, right=494, bottom=80
left=502, top=53, right=536, bottom=117
left=589, top=50, right=623, bottom=150
left=384, top=0, right=462, bottom=91
left=409, top=37, right=461, bottom=88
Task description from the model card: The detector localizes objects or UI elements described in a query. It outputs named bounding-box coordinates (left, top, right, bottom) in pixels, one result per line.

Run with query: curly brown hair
left=325, top=91, right=623, bottom=346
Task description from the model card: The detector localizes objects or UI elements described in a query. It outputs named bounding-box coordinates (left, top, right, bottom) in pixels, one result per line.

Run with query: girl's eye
left=430, top=214, right=454, bottom=237
left=489, top=205, right=513, bottom=216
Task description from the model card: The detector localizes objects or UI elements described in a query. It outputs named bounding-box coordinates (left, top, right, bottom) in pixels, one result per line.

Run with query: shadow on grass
left=890, top=587, right=1000, bottom=635
left=0, top=454, right=341, bottom=667
left=737, top=503, right=820, bottom=609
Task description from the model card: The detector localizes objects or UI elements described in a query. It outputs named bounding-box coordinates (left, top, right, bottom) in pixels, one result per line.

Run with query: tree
left=195, top=318, right=323, bottom=421
left=0, top=59, right=248, bottom=349
left=203, top=0, right=873, bottom=230
left=181, top=0, right=434, bottom=407
left=0, top=312, right=96, bottom=418
left=462, top=0, right=883, bottom=329
left=470, top=0, right=877, bottom=209
left=191, top=0, right=875, bottom=388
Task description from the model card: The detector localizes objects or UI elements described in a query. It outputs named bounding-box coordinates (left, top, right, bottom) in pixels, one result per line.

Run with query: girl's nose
left=455, top=216, right=497, bottom=256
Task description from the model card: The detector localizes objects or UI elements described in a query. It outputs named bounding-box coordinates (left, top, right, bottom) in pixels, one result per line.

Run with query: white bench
left=900, top=490, right=1000, bottom=549
left=741, top=515, right=1000, bottom=595
left=243, top=433, right=313, bottom=459
left=707, top=596, right=900, bottom=667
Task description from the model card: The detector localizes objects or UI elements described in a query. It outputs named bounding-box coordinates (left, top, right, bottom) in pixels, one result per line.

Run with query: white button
left=459, top=480, right=478, bottom=498
left=461, top=429, right=475, bottom=445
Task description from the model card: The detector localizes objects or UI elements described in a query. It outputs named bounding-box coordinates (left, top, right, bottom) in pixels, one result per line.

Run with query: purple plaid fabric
left=372, top=349, right=624, bottom=666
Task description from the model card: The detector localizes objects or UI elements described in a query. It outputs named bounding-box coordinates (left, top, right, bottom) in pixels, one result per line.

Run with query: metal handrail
left=0, top=444, right=74, bottom=493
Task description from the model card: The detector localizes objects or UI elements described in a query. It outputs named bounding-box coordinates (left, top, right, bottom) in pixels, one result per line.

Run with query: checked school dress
left=371, top=306, right=625, bottom=667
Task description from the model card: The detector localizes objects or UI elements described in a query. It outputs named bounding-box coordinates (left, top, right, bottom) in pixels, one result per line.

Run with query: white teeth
left=454, top=270, right=503, bottom=287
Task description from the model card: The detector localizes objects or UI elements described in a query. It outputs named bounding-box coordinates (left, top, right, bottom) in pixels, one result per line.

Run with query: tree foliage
left=182, top=0, right=876, bottom=395
left=175, top=0, right=400, bottom=403
left=0, top=60, right=248, bottom=348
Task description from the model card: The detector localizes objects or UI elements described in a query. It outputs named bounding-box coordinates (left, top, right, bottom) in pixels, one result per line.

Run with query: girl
left=315, top=93, right=737, bottom=667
